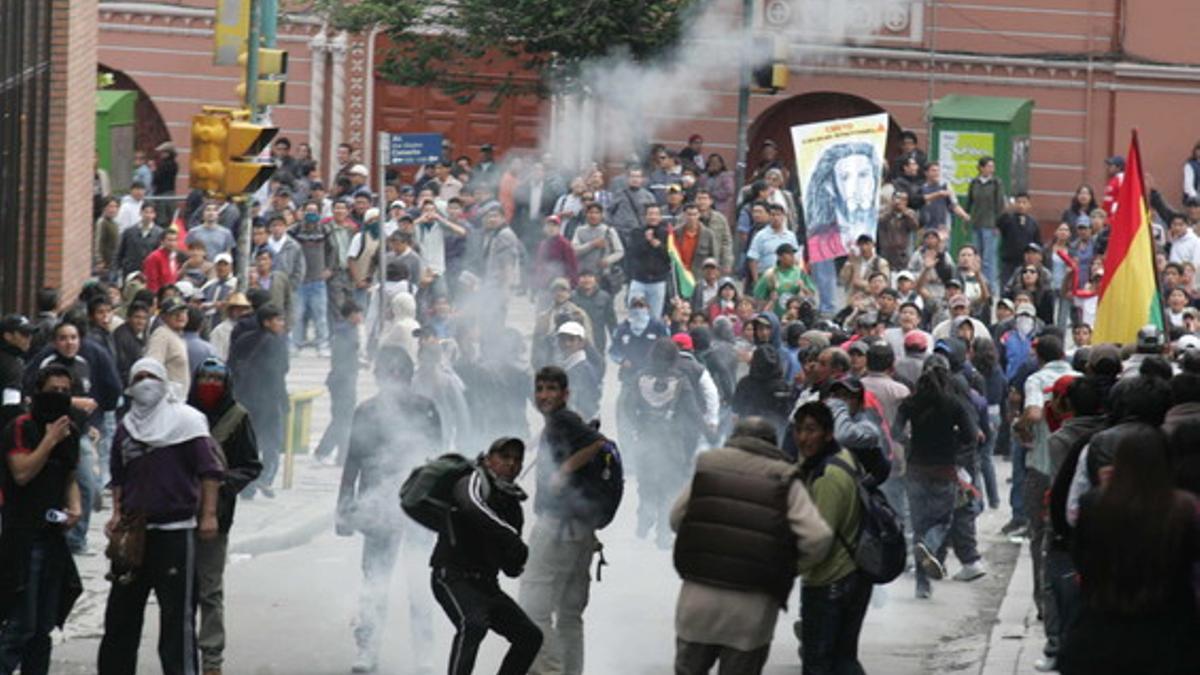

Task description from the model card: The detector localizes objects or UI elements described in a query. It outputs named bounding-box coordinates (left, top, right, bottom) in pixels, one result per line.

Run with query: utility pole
left=237, top=0, right=261, bottom=291
left=260, top=0, right=277, bottom=48
left=732, top=0, right=754, bottom=208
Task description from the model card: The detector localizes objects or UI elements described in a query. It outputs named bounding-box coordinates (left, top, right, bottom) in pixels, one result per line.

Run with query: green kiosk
left=95, top=90, right=137, bottom=193
left=929, top=94, right=1034, bottom=254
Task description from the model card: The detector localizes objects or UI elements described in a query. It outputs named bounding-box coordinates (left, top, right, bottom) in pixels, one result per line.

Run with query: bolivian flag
left=1093, top=131, right=1164, bottom=345
left=667, top=226, right=696, bottom=299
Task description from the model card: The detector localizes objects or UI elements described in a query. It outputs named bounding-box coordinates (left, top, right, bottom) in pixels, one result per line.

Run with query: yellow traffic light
left=187, top=109, right=277, bottom=197
left=235, top=80, right=286, bottom=106
left=237, top=48, right=288, bottom=105
left=222, top=119, right=277, bottom=195
left=751, top=35, right=788, bottom=94
left=190, top=113, right=229, bottom=193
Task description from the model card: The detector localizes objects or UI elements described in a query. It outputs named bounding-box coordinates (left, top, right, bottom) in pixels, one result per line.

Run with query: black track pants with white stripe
left=431, top=570, right=542, bottom=675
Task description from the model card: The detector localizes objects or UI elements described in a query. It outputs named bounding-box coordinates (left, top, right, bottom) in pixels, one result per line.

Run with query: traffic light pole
left=377, top=132, right=390, bottom=337
left=732, top=0, right=753, bottom=206
left=237, top=0, right=261, bottom=291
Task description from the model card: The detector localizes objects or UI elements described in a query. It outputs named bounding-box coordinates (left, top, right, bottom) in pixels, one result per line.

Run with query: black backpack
left=570, top=439, right=624, bottom=530
left=399, top=453, right=475, bottom=541
left=826, top=456, right=906, bottom=584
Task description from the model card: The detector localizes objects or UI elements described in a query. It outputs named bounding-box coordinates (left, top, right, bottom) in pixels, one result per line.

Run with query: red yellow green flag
left=667, top=226, right=696, bottom=299
left=1093, top=131, right=1164, bottom=345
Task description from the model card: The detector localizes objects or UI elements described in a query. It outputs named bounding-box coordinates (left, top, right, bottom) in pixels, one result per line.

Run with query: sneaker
left=1000, top=518, right=1028, bottom=535
left=351, top=655, right=377, bottom=673
left=315, top=453, right=338, bottom=467
left=258, top=485, right=276, bottom=499
left=915, top=581, right=932, bottom=599
left=953, top=560, right=987, bottom=582
left=915, top=542, right=945, bottom=580
left=1033, top=656, right=1057, bottom=672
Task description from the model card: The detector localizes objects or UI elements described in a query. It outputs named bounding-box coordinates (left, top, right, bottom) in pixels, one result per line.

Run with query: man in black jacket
left=0, top=315, right=35, bottom=431
left=0, top=365, right=84, bottom=675
left=626, top=204, right=672, bottom=320
left=186, top=358, right=262, bottom=675
left=337, top=346, right=442, bottom=674
left=431, top=437, right=542, bottom=675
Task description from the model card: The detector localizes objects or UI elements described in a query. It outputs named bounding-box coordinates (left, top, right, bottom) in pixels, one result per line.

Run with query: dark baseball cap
left=0, top=314, right=35, bottom=335
left=829, top=374, right=864, bottom=394
left=775, top=242, right=798, bottom=256
left=160, top=297, right=187, bottom=315
left=487, top=436, right=525, bottom=456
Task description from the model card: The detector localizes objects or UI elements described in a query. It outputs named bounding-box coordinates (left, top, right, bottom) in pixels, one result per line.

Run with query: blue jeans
left=978, top=411, right=1001, bottom=508
left=0, top=536, right=67, bottom=675
left=628, top=280, right=666, bottom=320
left=974, top=228, right=1000, bottom=293
left=1010, top=441, right=1027, bottom=522
left=810, top=259, right=838, bottom=316
left=67, top=436, right=98, bottom=552
left=906, top=470, right=957, bottom=590
left=800, top=571, right=871, bottom=675
left=292, top=280, right=329, bottom=349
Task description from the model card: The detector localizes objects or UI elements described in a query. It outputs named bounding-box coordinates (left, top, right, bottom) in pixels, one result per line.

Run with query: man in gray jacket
left=606, top=165, right=657, bottom=245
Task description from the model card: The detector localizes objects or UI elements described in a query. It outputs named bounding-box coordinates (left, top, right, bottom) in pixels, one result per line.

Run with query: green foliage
left=307, top=0, right=698, bottom=102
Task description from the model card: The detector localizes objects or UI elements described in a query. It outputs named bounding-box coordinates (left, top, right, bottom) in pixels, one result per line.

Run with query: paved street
left=48, top=299, right=1031, bottom=673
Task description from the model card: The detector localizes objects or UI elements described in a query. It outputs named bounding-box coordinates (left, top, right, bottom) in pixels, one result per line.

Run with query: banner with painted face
left=791, top=113, right=889, bottom=263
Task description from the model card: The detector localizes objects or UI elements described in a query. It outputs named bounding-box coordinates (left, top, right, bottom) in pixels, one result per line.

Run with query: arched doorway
left=746, top=91, right=904, bottom=183
left=98, top=64, right=171, bottom=157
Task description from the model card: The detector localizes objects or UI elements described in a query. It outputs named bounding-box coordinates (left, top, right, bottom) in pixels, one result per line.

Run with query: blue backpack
left=571, top=439, right=624, bottom=530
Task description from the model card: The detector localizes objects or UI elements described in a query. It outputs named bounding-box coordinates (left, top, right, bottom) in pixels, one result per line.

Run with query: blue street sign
left=388, top=133, right=443, bottom=166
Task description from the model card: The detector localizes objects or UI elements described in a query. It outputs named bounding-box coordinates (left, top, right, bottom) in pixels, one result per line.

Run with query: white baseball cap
left=214, top=252, right=233, bottom=265
left=556, top=321, right=586, bottom=338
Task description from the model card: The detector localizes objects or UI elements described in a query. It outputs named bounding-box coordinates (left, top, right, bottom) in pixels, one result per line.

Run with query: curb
left=228, top=505, right=335, bottom=557
left=978, top=538, right=1038, bottom=675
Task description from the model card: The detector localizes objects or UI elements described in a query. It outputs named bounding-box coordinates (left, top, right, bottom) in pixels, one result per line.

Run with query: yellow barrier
left=282, top=388, right=324, bottom=489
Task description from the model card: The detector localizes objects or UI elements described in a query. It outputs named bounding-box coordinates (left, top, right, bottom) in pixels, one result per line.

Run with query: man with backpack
left=519, top=366, right=614, bottom=675
left=337, top=346, right=443, bottom=674
left=670, top=417, right=833, bottom=674
left=793, top=401, right=873, bottom=675
left=428, top=437, right=543, bottom=675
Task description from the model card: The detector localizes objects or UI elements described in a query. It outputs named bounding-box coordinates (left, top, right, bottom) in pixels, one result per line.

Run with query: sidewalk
left=978, top=536, right=1046, bottom=674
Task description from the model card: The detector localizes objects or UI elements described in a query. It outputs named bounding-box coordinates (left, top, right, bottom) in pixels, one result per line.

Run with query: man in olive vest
left=670, top=417, right=833, bottom=673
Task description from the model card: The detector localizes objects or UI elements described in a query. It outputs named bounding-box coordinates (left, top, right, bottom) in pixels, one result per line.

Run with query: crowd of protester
left=1, top=128, right=1200, bottom=675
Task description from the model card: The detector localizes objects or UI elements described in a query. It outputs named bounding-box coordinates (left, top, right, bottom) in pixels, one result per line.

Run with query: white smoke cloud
left=543, top=0, right=911, bottom=166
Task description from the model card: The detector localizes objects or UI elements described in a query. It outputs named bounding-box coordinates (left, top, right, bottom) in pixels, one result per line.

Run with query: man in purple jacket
left=97, top=357, right=223, bottom=675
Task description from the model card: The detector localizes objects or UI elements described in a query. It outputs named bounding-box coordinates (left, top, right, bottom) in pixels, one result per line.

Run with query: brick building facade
left=0, top=0, right=97, bottom=313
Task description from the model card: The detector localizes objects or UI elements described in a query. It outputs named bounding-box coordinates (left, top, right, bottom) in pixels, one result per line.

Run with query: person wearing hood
left=228, top=305, right=289, bottom=498
left=610, top=294, right=671, bottom=447
left=732, top=343, right=793, bottom=442
left=315, top=302, right=363, bottom=466
left=750, top=311, right=798, bottom=386
left=893, top=356, right=980, bottom=599
left=628, top=339, right=704, bottom=550
left=0, top=365, right=85, bottom=675
left=380, top=290, right=421, bottom=360
left=98, top=357, right=223, bottom=675
left=431, top=437, right=543, bottom=675
left=670, top=417, right=832, bottom=674
left=186, top=358, right=262, bottom=675
left=338, top=346, right=443, bottom=674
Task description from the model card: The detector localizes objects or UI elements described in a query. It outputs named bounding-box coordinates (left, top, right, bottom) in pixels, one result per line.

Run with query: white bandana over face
left=122, top=357, right=209, bottom=447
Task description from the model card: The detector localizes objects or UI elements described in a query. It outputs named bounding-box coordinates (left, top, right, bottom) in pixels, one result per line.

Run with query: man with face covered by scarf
left=187, top=358, right=262, bottom=675
left=98, top=357, right=223, bottom=675
left=0, top=365, right=84, bottom=675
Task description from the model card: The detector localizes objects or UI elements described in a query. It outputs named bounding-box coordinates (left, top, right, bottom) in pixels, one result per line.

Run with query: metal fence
left=0, top=0, right=54, bottom=314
